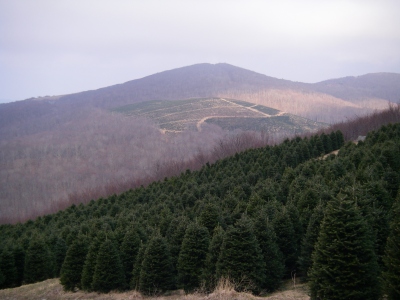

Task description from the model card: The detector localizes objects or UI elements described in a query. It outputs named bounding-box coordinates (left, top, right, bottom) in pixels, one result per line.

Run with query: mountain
left=52, top=64, right=400, bottom=123
left=1, top=63, right=400, bottom=223
left=313, top=72, right=400, bottom=102
left=2, top=64, right=398, bottom=135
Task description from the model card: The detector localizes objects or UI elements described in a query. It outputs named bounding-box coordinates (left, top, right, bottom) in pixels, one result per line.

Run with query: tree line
left=0, top=124, right=399, bottom=299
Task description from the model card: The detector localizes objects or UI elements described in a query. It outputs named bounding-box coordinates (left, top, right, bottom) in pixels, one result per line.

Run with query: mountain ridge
left=1, top=63, right=399, bottom=141
left=39, top=63, right=400, bottom=120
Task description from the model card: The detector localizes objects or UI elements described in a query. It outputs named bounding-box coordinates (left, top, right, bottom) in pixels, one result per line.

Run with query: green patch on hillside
left=112, top=98, right=327, bottom=133
left=251, top=105, right=281, bottom=116
left=206, top=115, right=324, bottom=134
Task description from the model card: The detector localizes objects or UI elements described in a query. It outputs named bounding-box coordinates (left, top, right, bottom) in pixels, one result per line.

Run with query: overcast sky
left=1, top=0, right=399, bottom=103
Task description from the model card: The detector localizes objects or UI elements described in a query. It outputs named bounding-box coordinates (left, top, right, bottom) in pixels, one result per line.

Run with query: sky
left=1, top=0, right=400, bottom=103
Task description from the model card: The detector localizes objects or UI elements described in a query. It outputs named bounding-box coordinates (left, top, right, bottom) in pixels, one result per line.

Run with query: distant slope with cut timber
left=112, top=97, right=327, bottom=134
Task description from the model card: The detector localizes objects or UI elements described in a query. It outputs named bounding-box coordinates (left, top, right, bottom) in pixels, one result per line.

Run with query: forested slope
left=0, top=123, right=399, bottom=298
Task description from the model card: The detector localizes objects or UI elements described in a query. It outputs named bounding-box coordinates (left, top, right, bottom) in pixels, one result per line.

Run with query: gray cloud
left=1, top=0, right=399, bottom=102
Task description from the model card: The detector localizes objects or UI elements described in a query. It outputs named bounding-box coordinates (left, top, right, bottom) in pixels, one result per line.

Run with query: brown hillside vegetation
left=0, top=110, right=273, bottom=224
left=0, top=278, right=309, bottom=300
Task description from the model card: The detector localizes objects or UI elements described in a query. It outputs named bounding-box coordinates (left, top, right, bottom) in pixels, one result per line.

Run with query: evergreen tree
left=0, top=268, right=4, bottom=289
left=383, top=193, right=400, bottom=299
left=92, top=239, right=125, bottom=293
left=13, top=244, right=25, bottom=286
left=139, top=234, right=174, bottom=295
left=202, top=225, right=225, bottom=291
left=130, top=241, right=146, bottom=290
left=177, top=222, right=210, bottom=293
left=216, top=215, right=266, bottom=294
left=81, top=235, right=104, bottom=291
left=166, top=215, right=188, bottom=279
left=321, top=133, right=333, bottom=154
left=24, top=235, right=51, bottom=284
left=329, top=131, right=338, bottom=150
left=0, top=248, right=17, bottom=288
left=120, top=229, right=140, bottom=288
left=199, top=203, right=220, bottom=233
left=315, top=136, right=325, bottom=155
left=60, top=235, right=88, bottom=291
left=336, top=130, right=345, bottom=148
left=298, top=204, right=324, bottom=279
left=253, top=214, right=284, bottom=292
left=53, top=237, right=67, bottom=277
left=273, top=208, right=297, bottom=276
left=309, top=195, right=380, bottom=300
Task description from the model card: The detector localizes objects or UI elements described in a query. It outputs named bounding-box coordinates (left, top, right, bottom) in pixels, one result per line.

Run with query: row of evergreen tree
left=0, top=126, right=399, bottom=299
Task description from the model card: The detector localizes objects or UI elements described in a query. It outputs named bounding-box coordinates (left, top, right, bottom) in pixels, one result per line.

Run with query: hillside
left=0, top=122, right=399, bottom=298
left=112, top=97, right=326, bottom=133
left=313, top=72, right=400, bottom=102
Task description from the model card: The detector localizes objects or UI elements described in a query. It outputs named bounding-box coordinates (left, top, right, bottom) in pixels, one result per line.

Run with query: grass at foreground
left=0, top=278, right=309, bottom=300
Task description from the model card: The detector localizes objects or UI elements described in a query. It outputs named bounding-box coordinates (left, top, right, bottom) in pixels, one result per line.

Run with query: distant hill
left=58, top=63, right=399, bottom=123
left=313, top=72, right=400, bottom=102
left=2, top=63, right=399, bottom=141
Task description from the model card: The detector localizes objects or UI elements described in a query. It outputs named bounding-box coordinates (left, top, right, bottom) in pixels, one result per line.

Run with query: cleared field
left=112, top=98, right=327, bottom=133
left=0, top=278, right=310, bottom=300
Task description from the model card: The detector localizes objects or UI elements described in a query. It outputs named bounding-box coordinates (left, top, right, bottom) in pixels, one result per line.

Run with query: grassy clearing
left=0, top=278, right=309, bottom=300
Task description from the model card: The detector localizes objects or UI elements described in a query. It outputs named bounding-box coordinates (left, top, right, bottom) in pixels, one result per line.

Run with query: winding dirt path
left=196, top=98, right=285, bottom=131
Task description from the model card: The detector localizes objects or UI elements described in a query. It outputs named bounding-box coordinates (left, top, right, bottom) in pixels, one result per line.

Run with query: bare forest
left=0, top=110, right=274, bottom=224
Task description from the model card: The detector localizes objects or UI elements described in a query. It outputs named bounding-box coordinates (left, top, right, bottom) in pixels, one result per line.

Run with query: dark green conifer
left=315, top=136, right=325, bottom=155
left=199, top=203, right=220, bottom=233
left=273, top=208, right=297, bottom=275
left=60, top=235, right=88, bottom=291
left=53, top=237, right=67, bottom=277
left=0, top=248, right=17, bottom=288
left=166, top=216, right=188, bottom=271
left=177, top=222, right=210, bottom=293
left=130, top=241, right=146, bottom=290
left=13, top=244, right=25, bottom=286
left=309, top=195, right=380, bottom=300
left=202, top=225, right=225, bottom=291
left=383, top=193, right=400, bottom=299
left=246, top=193, right=265, bottom=217
left=0, top=268, right=4, bottom=288
left=298, top=204, right=324, bottom=279
left=120, top=229, right=140, bottom=288
left=81, top=235, right=104, bottom=291
left=253, top=214, right=284, bottom=292
left=329, top=131, right=338, bottom=150
left=336, top=130, right=345, bottom=148
left=24, top=235, right=52, bottom=284
left=139, top=234, right=174, bottom=295
left=321, top=133, right=333, bottom=154
left=216, top=215, right=266, bottom=294
left=92, top=239, right=125, bottom=293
